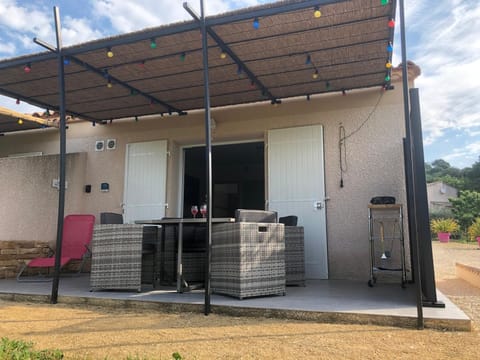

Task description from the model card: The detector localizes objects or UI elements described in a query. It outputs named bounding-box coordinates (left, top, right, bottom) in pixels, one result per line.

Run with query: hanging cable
left=338, top=91, right=384, bottom=188
left=339, top=124, right=347, bottom=188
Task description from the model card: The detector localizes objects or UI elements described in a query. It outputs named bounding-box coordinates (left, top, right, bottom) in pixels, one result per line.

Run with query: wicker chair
left=90, top=224, right=143, bottom=291
left=211, top=210, right=285, bottom=299
left=279, top=215, right=305, bottom=286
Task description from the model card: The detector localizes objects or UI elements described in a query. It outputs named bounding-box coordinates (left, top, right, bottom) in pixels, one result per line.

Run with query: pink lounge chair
left=17, top=214, right=95, bottom=281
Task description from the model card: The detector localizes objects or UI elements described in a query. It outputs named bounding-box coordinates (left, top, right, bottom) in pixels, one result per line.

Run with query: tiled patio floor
left=0, top=275, right=471, bottom=331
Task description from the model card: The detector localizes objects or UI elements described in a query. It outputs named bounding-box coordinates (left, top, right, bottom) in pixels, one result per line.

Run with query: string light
left=180, top=52, right=186, bottom=61
left=381, top=0, right=389, bottom=5
left=138, top=60, right=145, bottom=68
left=16, top=99, right=20, bottom=105
left=150, top=38, right=157, bottom=49
left=388, top=19, right=395, bottom=28
left=63, top=57, right=70, bottom=65
left=305, top=54, right=311, bottom=65
left=387, top=42, right=393, bottom=52
left=253, top=17, right=259, bottom=29
left=23, top=63, right=31, bottom=73
left=17, top=119, right=23, bottom=125
left=220, top=51, right=227, bottom=59
left=385, top=74, right=391, bottom=82
left=312, top=70, right=319, bottom=79
left=106, top=48, right=114, bottom=58
left=385, top=61, right=392, bottom=69
left=314, top=6, right=322, bottom=18
left=107, top=79, right=113, bottom=88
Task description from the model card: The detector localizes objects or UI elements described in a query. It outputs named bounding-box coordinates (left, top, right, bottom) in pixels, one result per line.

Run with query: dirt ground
left=0, top=242, right=479, bottom=360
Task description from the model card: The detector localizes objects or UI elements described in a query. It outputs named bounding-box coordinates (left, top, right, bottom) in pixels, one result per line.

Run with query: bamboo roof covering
left=0, top=106, right=59, bottom=133
left=0, top=0, right=396, bottom=132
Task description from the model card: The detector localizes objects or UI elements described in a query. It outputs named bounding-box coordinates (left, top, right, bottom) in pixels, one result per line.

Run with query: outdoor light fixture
left=388, top=19, right=395, bottom=28
left=17, top=118, right=23, bottom=125
left=386, top=61, right=392, bottom=69
left=387, top=42, right=393, bottom=52
left=253, top=17, right=259, bottom=29
left=314, top=6, right=322, bottom=18
left=150, top=38, right=157, bottom=49
left=180, top=52, right=186, bottom=61
left=106, top=47, right=114, bottom=58
left=23, top=63, right=31, bottom=73
left=312, top=70, right=319, bottom=79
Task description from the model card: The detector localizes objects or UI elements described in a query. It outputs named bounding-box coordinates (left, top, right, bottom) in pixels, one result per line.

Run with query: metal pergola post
left=398, top=0, right=424, bottom=328
left=32, top=7, right=67, bottom=304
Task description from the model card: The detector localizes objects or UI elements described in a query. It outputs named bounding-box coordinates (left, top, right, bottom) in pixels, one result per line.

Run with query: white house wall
left=0, top=84, right=408, bottom=280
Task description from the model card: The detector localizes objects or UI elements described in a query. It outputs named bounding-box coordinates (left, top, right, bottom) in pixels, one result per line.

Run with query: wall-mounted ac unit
left=106, top=139, right=116, bottom=150
left=95, top=140, right=104, bottom=151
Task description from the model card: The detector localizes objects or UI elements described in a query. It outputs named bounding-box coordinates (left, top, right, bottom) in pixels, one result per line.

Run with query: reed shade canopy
left=0, top=0, right=396, bottom=131
left=0, top=106, right=58, bottom=133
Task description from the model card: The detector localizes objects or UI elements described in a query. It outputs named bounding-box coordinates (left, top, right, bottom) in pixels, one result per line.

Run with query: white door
left=123, top=140, right=168, bottom=223
left=268, top=125, right=328, bottom=279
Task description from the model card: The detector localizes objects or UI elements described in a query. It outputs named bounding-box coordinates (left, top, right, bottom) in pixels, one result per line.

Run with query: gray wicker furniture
left=90, top=224, right=143, bottom=291
left=284, top=226, right=305, bottom=286
left=235, top=209, right=278, bottom=223
left=211, top=221, right=285, bottom=299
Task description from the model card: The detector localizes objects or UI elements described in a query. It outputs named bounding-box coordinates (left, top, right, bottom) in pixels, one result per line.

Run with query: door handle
left=314, top=201, right=324, bottom=210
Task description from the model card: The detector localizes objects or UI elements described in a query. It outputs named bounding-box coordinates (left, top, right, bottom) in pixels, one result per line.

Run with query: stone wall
left=0, top=241, right=51, bottom=279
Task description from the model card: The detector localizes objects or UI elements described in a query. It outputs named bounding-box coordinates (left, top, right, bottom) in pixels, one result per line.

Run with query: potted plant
left=430, top=218, right=460, bottom=243
left=467, top=217, right=480, bottom=247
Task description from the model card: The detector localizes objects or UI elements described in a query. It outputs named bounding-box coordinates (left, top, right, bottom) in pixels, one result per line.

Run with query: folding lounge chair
left=17, top=214, right=95, bottom=281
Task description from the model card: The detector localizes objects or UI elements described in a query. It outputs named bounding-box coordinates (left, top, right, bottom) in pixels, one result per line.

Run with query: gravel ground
left=0, top=241, right=478, bottom=359
left=432, top=241, right=480, bottom=328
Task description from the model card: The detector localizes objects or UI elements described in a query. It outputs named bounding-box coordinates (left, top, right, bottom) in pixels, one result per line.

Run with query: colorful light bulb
left=150, top=39, right=157, bottom=49
left=314, top=7, right=322, bottom=18
left=312, top=70, right=319, bottom=79
left=17, top=119, right=23, bottom=125
left=220, top=51, right=227, bottom=59
left=388, top=19, right=395, bottom=28
left=381, top=0, right=389, bottom=5
left=387, top=42, right=393, bottom=52
left=253, top=17, right=259, bottom=29
left=385, top=74, right=391, bottom=82
left=23, top=63, right=31, bottom=73
left=386, top=62, right=392, bottom=69
left=106, top=48, right=114, bottom=58
left=180, top=52, right=186, bottom=61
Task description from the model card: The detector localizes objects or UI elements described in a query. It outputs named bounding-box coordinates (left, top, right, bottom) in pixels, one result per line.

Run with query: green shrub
left=468, top=217, right=480, bottom=241
left=0, top=337, right=63, bottom=360
left=430, top=218, right=460, bottom=233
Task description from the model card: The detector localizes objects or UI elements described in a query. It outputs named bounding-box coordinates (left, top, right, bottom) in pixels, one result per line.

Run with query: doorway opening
left=183, top=142, right=264, bottom=218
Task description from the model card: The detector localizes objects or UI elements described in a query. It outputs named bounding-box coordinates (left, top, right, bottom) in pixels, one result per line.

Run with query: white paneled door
left=268, top=125, right=328, bottom=279
left=123, top=140, right=168, bottom=223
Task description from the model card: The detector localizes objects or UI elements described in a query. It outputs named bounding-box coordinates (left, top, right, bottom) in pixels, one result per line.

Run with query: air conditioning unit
left=95, top=140, right=104, bottom=151
left=106, top=138, right=116, bottom=150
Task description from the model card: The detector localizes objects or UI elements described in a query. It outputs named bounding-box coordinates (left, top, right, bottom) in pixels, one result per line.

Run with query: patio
left=0, top=276, right=470, bottom=331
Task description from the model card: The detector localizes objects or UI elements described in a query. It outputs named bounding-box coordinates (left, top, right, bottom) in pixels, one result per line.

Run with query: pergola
left=0, top=0, right=438, bottom=327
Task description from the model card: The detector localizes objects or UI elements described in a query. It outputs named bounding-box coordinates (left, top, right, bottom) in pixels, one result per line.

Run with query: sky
left=0, top=0, right=479, bottom=169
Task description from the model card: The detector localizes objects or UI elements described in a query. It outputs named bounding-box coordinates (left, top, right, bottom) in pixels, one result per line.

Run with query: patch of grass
left=0, top=337, right=64, bottom=360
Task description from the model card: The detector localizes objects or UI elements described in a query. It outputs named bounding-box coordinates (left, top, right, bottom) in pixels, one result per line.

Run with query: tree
left=464, top=157, right=480, bottom=192
left=450, top=190, right=480, bottom=232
